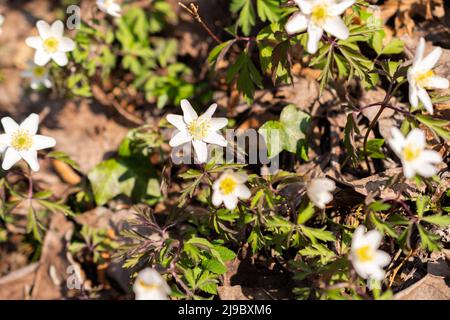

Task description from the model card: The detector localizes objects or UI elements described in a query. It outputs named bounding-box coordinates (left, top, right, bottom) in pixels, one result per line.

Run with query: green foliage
left=88, top=133, right=161, bottom=206
left=259, top=104, right=311, bottom=159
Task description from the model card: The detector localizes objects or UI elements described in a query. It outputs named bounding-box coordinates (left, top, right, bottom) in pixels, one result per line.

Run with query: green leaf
left=231, top=0, right=256, bottom=36
left=365, top=139, right=385, bottom=159
left=417, top=223, right=441, bottom=251
left=380, top=38, right=404, bottom=55
left=87, top=154, right=160, bottom=206
left=212, top=245, right=236, bottom=261
left=301, top=226, right=335, bottom=243
left=297, top=201, right=315, bottom=225
left=202, top=258, right=227, bottom=275
left=416, top=195, right=429, bottom=218
left=416, top=115, right=450, bottom=140
left=422, top=214, right=450, bottom=227
left=369, top=212, right=397, bottom=238
left=259, top=104, right=311, bottom=159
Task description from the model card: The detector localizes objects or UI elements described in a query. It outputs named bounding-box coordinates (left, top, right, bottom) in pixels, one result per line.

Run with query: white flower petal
left=369, top=267, right=386, bottom=281
left=20, top=150, right=40, bottom=172
left=203, top=132, right=227, bottom=147
left=192, top=140, right=208, bottom=163
left=329, top=0, right=355, bottom=16
left=30, top=80, right=40, bottom=90
left=306, top=23, right=323, bottom=54
left=166, top=114, right=186, bottom=131
left=25, top=36, right=43, bottom=49
left=34, top=50, right=51, bottom=66
left=425, top=76, right=449, bottom=89
left=417, top=88, right=433, bottom=114
left=209, top=118, right=228, bottom=131
left=419, top=150, right=442, bottom=164
left=419, top=47, right=442, bottom=71
left=199, top=103, right=217, bottom=120
left=223, top=194, right=238, bottom=210
left=405, top=128, right=425, bottom=149
left=59, top=37, right=75, bottom=52
left=51, top=51, right=68, bottom=67
left=413, top=162, right=438, bottom=178
left=402, top=162, right=416, bottom=178
left=212, top=190, right=223, bottom=207
left=323, top=16, right=349, bottom=40
left=351, top=226, right=366, bottom=249
left=169, top=131, right=191, bottom=147
left=50, top=20, right=64, bottom=38
left=180, top=99, right=198, bottom=123
left=374, top=251, right=391, bottom=267
left=36, top=20, right=51, bottom=39
left=388, top=127, right=406, bottom=156
left=235, top=184, right=251, bottom=200
left=133, top=268, right=170, bottom=300
left=294, top=0, right=313, bottom=14
left=43, top=78, right=53, bottom=88
left=0, top=134, right=10, bottom=148
left=1, top=117, right=19, bottom=134
left=2, top=148, right=21, bottom=170
left=408, top=83, right=419, bottom=108
left=33, top=135, right=56, bottom=150
left=364, top=229, right=382, bottom=249
left=285, top=12, right=308, bottom=34
left=352, top=261, right=369, bottom=279
left=20, top=113, right=39, bottom=134
left=231, top=171, right=248, bottom=184
left=413, top=37, right=426, bottom=65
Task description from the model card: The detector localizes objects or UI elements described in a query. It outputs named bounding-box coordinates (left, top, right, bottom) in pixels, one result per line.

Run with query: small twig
left=170, top=268, right=195, bottom=298
left=388, top=249, right=414, bottom=288
left=178, top=2, right=222, bottom=44
left=362, top=104, right=386, bottom=174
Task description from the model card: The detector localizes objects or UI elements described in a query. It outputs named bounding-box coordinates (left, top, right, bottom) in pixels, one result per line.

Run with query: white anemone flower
left=306, top=177, right=336, bottom=209
left=166, top=99, right=228, bottom=163
left=350, top=226, right=391, bottom=281
left=21, top=61, right=52, bottom=90
left=0, top=113, right=56, bottom=172
left=133, top=268, right=171, bottom=300
left=407, top=38, right=449, bottom=115
left=25, top=20, right=75, bottom=67
left=285, top=0, right=355, bottom=54
left=388, top=127, right=442, bottom=179
left=212, top=170, right=251, bottom=210
left=97, top=0, right=122, bottom=18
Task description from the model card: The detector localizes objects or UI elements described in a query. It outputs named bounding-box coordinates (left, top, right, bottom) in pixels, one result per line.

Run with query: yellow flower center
left=311, top=5, right=329, bottom=25
left=355, top=245, right=374, bottom=263
left=187, top=119, right=210, bottom=140
left=402, top=143, right=421, bottom=162
left=137, top=279, right=161, bottom=291
left=43, top=37, right=59, bottom=53
left=33, top=66, right=46, bottom=78
left=219, top=177, right=237, bottom=195
left=415, top=70, right=435, bottom=88
left=11, top=130, right=33, bottom=151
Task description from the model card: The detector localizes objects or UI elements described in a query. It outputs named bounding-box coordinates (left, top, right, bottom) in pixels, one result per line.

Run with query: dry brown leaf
left=394, top=274, right=450, bottom=300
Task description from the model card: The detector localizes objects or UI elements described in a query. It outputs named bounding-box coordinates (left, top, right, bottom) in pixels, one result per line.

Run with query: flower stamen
left=33, top=66, right=46, bottom=77
left=356, top=245, right=374, bottom=263
left=11, top=130, right=33, bottom=151
left=415, top=70, right=435, bottom=88
left=219, top=177, right=237, bottom=195
left=311, top=5, right=329, bottom=25
left=187, top=119, right=210, bottom=140
left=402, top=144, right=421, bottom=161
left=43, top=37, right=59, bottom=53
